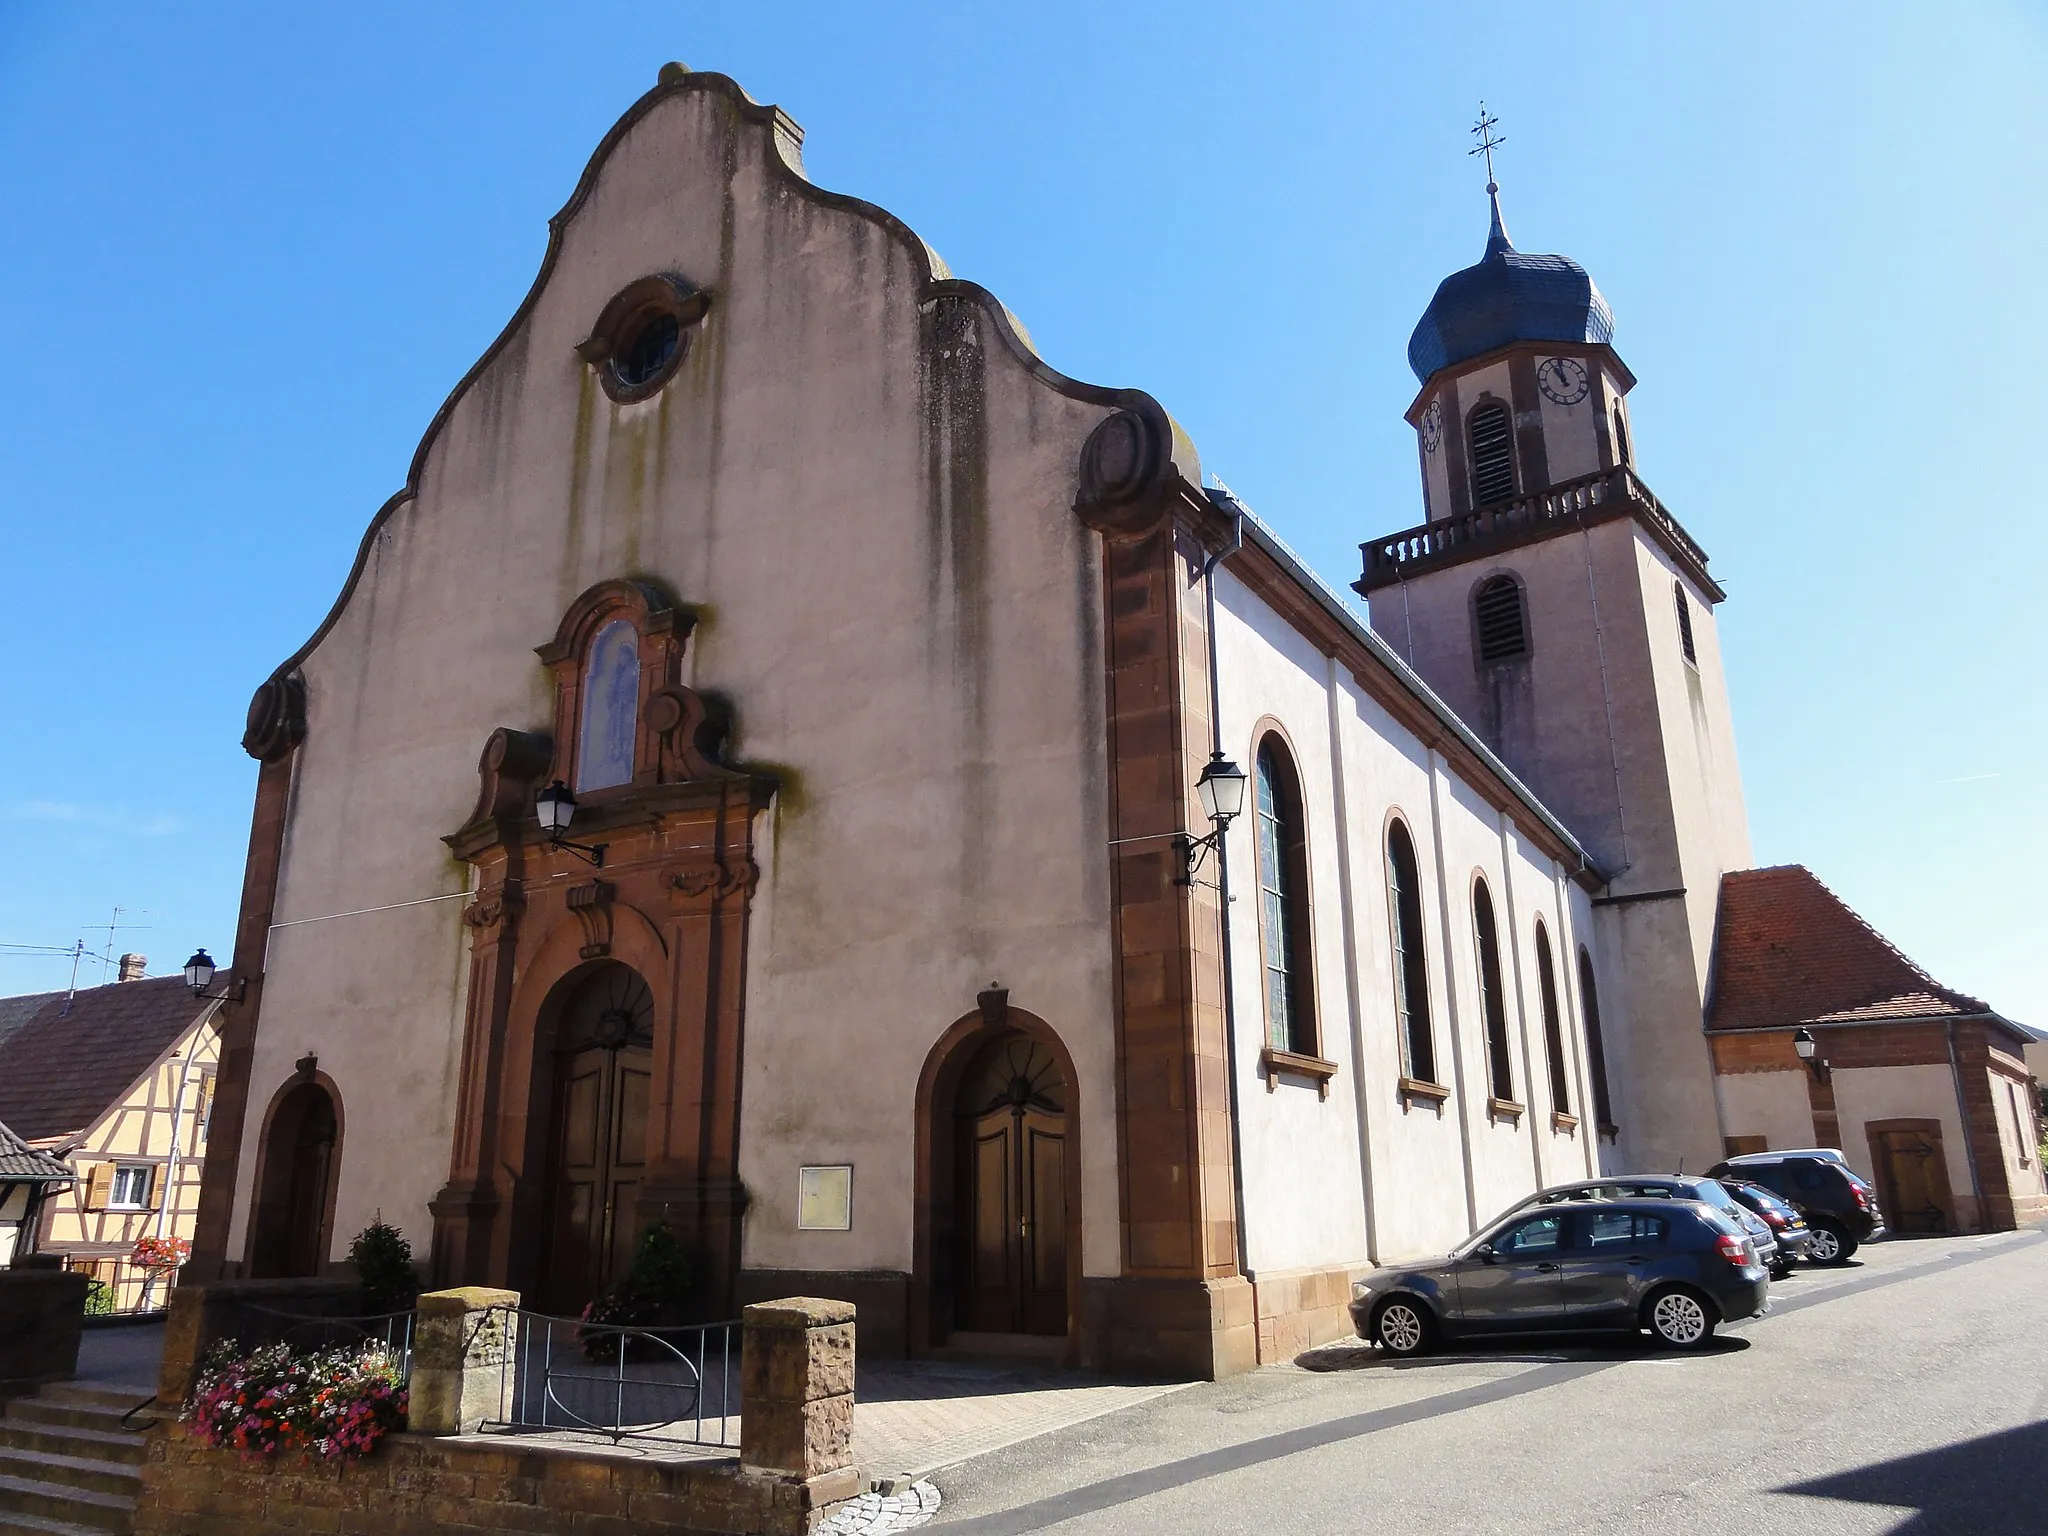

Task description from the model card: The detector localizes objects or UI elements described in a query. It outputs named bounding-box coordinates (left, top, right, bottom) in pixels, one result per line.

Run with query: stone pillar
left=740, top=1298, right=861, bottom=1503
left=408, top=1286, right=518, bottom=1435
left=0, top=1267, right=89, bottom=1399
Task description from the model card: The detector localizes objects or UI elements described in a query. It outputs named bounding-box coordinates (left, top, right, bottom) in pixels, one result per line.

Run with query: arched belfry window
left=1578, top=945, right=1616, bottom=1132
left=1253, top=738, right=1317, bottom=1057
left=1385, top=821, right=1436, bottom=1083
left=577, top=619, right=641, bottom=791
left=1474, top=575, right=1528, bottom=663
left=1612, top=404, right=1632, bottom=467
left=1674, top=581, right=1698, bottom=666
left=1534, top=922, right=1570, bottom=1116
left=1467, top=401, right=1516, bottom=504
left=1472, top=879, right=1514, bottom=1103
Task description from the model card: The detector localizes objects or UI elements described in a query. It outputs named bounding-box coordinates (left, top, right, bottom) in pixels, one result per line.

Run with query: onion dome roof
left=1407, top=191, right=1614, bottom=385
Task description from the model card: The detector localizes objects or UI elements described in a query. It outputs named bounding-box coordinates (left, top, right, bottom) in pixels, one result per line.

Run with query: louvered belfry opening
left=1467, top=401, right=1515, bottom=504
left=1474, top=575, right=1528, bottom=663
left=1674, top=580, right=1698, bottom=665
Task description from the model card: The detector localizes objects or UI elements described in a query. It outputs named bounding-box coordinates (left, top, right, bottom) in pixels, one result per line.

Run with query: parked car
left=1349, top=1199, right=1769, bottom=1356
left=1497, top=1176, right=1780, bottom=1274
left=1718, top=1178, right=1813, bottom=1276
left=1706, top=1152, right=1886, bottom=1265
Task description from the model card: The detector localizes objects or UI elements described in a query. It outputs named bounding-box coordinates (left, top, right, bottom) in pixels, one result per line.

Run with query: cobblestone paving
left=817, top=1478, right=942, bottom=1534
left=852, top=1361, right=1193, bottom=1480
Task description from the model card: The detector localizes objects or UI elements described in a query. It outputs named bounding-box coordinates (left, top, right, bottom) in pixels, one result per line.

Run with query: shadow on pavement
left=1781, top=1419, right=2048, bottom=1534
left=1295, top=1332, right=1749, bottom=1371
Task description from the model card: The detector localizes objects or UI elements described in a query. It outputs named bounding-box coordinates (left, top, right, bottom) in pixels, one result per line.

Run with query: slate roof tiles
left=0, top=976, right=218, bottom=1145
left=0, top=1116, right=74, bottom=1182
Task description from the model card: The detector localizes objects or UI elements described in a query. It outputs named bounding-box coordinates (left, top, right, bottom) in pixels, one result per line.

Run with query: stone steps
left=0, top=1385, right=151, bottom=1536
left=0, top=1510, right=119, bottom=1536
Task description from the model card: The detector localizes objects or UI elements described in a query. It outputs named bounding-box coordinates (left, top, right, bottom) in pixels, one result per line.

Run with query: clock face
left=1537, top=356, right=1591, bottom=406
left=1419, top=399, right=1443, bottom=453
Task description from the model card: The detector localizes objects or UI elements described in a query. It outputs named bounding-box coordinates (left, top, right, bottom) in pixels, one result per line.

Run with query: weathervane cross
left=1469, top=102, right=1505, bottom=192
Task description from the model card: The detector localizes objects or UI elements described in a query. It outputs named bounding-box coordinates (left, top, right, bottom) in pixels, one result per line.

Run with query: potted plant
left=345, top=1216, right=417, bottom=1313
left=577, top=1222, right=699, bottom=1361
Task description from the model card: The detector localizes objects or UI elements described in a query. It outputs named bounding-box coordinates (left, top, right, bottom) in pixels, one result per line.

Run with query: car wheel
left=1806, top=1223, right=1853, bottom=1266
left=1643, top=1286, right=1717, bottom=1350
left=1371, top=1296, right=1436, bottom=1358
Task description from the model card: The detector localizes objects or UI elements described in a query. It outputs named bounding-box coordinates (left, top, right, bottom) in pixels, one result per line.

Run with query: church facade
left=186, top=67, right=2041, bottom=1379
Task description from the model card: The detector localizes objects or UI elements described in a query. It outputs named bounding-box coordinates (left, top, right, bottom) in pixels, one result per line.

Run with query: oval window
left=613, top=311, right=682, bottom=391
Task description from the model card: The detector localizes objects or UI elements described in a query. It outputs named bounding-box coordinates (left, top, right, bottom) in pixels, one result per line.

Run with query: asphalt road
left=930, top=1228, right=2048, bottom=1535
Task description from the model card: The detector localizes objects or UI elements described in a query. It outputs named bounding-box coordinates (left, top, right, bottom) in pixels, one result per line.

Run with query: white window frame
left=108, top=1164, right=152, bottom=1210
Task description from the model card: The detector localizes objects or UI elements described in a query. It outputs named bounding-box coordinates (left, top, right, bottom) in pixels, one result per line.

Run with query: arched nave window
left=1253, top=737, right=1317, bottom=1057
left=1467, top=400, right=1516, bottom=504
left=577, top=618, right=640, bottom=791
left=1578, top=945, right=1616, bottom=1132
left=1385, top=821, right=1436, bottom=1083
left=1534, top=922, right=1571, bottom=1116
left=1472, top=878, right=1515, bottom=1103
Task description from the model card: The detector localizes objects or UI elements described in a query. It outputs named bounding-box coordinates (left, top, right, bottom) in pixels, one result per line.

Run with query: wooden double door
left=541, top=966, right=654, bottom=1313
left=954, top=1035, right=1068, bottom=1337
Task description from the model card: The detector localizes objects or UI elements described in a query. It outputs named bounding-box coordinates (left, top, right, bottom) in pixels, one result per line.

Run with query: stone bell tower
left=1355, top=147, right=1751, bottom=1175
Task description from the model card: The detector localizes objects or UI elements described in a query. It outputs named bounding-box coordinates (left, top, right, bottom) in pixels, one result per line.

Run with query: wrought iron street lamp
left=1175, top=752, right=1248, bottom=886
left=536, top=780, right=608, bottom=867
left=1792, top=1026, right=1830, bottom=1083
left=182, top=949, right=245, bottom=1002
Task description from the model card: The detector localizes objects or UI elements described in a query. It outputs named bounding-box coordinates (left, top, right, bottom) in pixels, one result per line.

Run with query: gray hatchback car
left=1350, top=1198, right=1769, bottom=1356
left=1501, top=1174, right=1781, bottom=1273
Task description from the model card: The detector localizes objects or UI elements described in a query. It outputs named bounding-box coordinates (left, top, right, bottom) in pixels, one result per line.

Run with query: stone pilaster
left=407, top=1286, right=518, bottom=1435
left=739, top=1297, right=862, bottom=1506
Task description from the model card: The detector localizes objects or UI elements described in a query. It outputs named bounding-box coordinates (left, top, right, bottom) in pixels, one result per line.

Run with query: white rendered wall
left=1986, top=1069, right=2046, bottom=1204
left=1827, top=1066, right=1972, bottom=1199
left=1210, top=570, right=1600, bottom=1269
left=1713, top=1070, right=1815, bottom=1158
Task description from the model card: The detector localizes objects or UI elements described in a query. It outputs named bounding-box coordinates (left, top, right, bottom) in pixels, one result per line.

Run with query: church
left=184, top=66, right=2044, bottom=1380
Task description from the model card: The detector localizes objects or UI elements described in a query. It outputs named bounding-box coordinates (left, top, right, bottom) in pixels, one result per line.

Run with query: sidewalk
left=853, top=1360, right=1192, bottom=1482
left=71, top=1314, right=1193, bottom=1486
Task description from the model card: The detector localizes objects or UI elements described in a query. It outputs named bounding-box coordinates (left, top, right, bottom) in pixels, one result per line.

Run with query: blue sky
left=2, top=3, right=2042, bottom=1021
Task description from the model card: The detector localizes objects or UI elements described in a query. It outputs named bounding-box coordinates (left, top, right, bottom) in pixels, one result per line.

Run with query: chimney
left=117, top=953, right=147, bottom=983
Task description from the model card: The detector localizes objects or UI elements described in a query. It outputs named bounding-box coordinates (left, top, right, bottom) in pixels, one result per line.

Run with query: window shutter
left=1467, top=403, right=1516, bottom=504
left=84, top=1163, right=113, bottom=1210
left=140, top=1165, right=161, bottom=1210
left=1474, top=577, right=1528, bottom=662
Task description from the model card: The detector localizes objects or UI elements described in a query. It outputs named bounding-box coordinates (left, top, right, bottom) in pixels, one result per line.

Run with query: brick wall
left=137, top=1423, right=815, bottom=1536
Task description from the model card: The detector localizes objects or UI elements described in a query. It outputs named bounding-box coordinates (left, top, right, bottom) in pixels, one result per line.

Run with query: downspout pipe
left=1201, top=484, right=1250, bottom=1278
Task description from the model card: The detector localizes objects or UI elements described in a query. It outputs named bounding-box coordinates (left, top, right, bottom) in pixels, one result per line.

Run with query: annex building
left=184, top=67, right=2044, bottom=1378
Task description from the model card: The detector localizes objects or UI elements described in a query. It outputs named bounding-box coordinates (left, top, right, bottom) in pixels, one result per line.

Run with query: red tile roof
left=0, top=977, right=219, bottom=1144
left=1708, top=865, right=1996, bottom=1033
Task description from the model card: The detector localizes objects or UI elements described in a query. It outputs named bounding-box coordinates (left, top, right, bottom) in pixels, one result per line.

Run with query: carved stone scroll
left=566, top=880, right=617, bottom=958
left=242, top=671, right=308, bottom=763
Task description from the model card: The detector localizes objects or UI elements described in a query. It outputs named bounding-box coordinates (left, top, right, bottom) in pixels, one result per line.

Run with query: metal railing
left=479, top=1308, right=739, bottom=1448
left=231, top=1303, right=418, bottom=1385
left=1356, top=465, right=1715, bottom=592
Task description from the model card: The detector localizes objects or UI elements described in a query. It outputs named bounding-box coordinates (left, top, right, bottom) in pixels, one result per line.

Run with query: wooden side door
left=1871, top=1123, right=1953, bottom=1234
left=1020, top=1108, right=1067, bottom=1336
left=960, top=1107, right=1018, bottom=1332
left=956, top=1102, right=1067, bottom=1336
